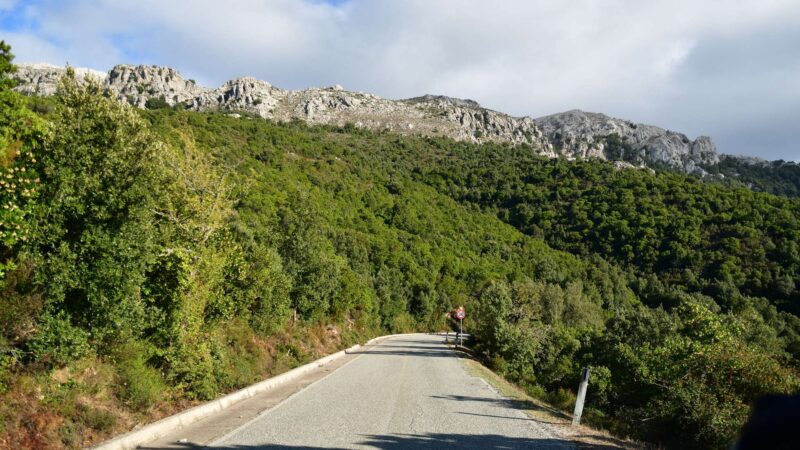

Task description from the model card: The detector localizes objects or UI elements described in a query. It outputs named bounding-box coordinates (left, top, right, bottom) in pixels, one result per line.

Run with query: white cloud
left=2, top=0, right=800, bottom=160
left=0, top=0, right=17, bottom=12
left=3, top=31, right=64, bottom=64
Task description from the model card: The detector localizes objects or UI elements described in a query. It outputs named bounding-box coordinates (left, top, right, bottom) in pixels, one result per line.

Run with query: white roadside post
left=444, top=311, right=451, bottom=344
left=572, top=366, right=591, bottom=426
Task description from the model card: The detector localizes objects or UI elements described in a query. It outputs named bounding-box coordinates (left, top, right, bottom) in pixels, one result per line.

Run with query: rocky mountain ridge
left=13, top=63, right=724, bottom=173
left=534, top=110, right=720, bottom=173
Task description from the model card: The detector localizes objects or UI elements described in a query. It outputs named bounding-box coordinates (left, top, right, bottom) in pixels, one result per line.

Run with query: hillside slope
left=0, top=54, right=797, bottom=450
left=145, top=108, right=799, bottom=449
left=1, top=68, right=634, bottom=448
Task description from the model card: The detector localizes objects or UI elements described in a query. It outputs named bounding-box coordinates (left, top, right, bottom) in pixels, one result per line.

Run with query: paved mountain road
left=203, top=334, right=573, bottom=449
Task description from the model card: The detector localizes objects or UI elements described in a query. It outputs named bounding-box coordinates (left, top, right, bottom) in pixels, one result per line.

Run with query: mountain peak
left=534, top=110, right=719, bottom=174
left=12, top=62, right=722, bottom=173
left=404, top=94, right=482, bottom=109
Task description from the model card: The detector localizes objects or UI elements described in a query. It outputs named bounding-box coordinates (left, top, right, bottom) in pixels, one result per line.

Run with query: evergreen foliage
left=0, top=42, right=797, bottom=449
left=708, top=155, right=800, bottom=197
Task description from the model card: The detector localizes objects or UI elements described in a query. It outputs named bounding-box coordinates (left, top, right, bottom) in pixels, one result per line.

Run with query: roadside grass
left=0, top=321, right=377, bottom=449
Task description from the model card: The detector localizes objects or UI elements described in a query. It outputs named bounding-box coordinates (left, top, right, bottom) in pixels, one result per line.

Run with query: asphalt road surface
left=206, top=333, right=573, bottom=449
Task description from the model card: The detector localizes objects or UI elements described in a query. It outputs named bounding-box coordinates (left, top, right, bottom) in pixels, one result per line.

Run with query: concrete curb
left=91, top=343, right=361, bottom=450
left=89, top=333, right=416, bottom=450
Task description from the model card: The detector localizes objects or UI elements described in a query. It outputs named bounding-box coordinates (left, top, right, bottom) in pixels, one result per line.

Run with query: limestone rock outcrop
left=13, top=63, right=725, bottom=173
left=105, top=64, right=206, bottom=108
left=534, top=110, right=719, bottom=174
left=13, top=63, right=107, bottom=96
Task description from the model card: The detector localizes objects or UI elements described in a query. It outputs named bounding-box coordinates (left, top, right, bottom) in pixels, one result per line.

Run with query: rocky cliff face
left=13, top=63, right=725, bottom=173
left=13, top=63, right=107, bottom=96
left=13, top=63, right=552, bottom=151
left=534, top=110, right=720, bottom=174
left=106, top=64, right=207, bottom=108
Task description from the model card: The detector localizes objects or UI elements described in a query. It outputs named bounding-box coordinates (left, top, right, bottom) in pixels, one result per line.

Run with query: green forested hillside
left=708, top=155, right=800, bottom=197
left=0, top=43, right=798, bottom=449
left=419, top=144, right=800, bottom=318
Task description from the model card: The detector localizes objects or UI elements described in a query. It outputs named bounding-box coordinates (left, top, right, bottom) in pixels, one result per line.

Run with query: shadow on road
left=431, top=394, right=571, bottom=421
left=140, top=432, right=624, bottom=449
left=423, top=395, right=635, bottom=449
left=455, top=410, right=563, bottom=425
left=365, top=343, right=446, bottom=350
left=352, top=349, right=457, bottom=358
left=347, top=340, right=459, bottom=358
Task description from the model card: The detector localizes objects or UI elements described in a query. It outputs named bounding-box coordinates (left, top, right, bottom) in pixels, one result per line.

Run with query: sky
left=2, top=0, right=799, bottom=161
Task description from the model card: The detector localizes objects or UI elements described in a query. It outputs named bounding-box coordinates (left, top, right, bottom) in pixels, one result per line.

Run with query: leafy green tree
left=28, top=71, right=165, bottom=345
left=0, top=41, right=45, bottom=279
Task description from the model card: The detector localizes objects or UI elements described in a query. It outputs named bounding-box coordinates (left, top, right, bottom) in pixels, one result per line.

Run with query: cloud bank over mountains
left=2, top=0, right=799, bottom=160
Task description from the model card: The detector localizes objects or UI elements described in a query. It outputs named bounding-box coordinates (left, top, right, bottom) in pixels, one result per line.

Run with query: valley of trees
left=0, top=42, right=797, bottom=449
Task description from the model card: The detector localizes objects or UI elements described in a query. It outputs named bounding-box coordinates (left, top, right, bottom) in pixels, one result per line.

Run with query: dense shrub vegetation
left=0, top=42, right=797, bottom=449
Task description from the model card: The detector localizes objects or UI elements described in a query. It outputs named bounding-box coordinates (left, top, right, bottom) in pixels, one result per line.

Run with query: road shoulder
left=459, top=358, right=647, bottom=450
